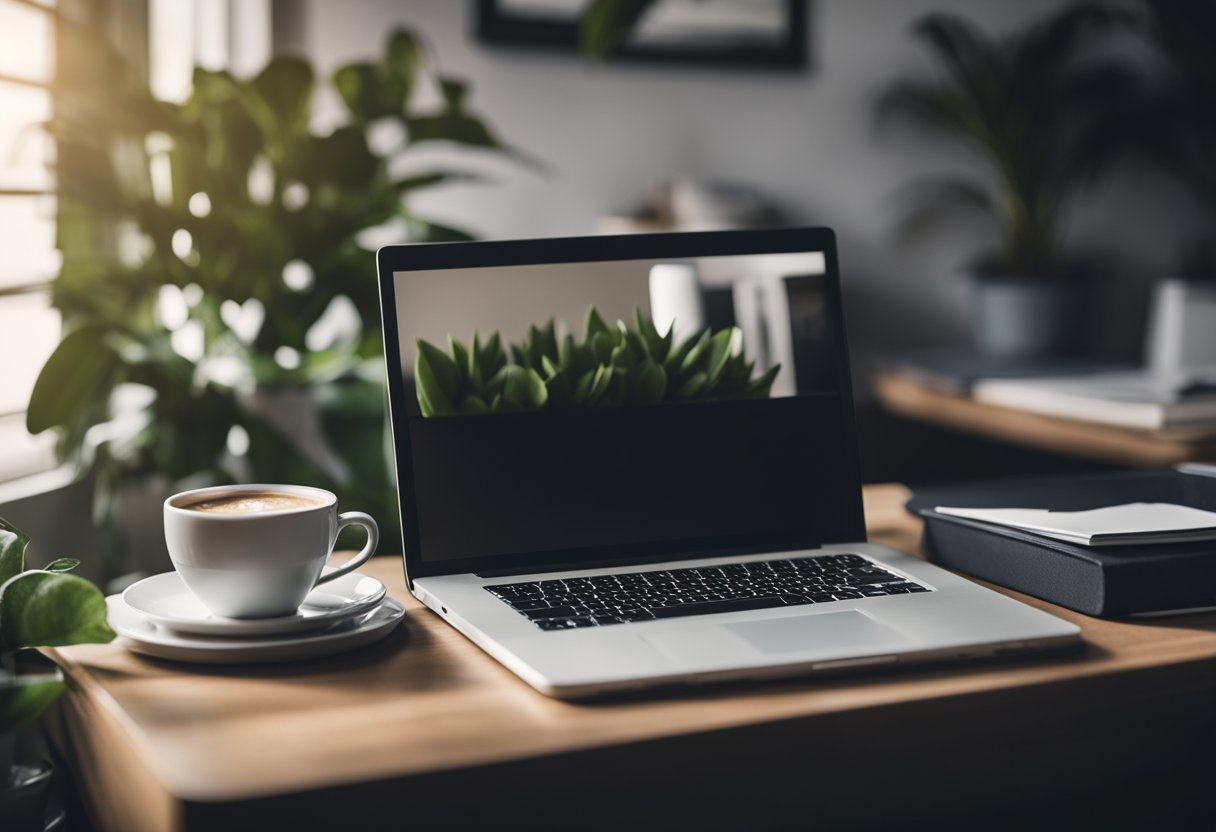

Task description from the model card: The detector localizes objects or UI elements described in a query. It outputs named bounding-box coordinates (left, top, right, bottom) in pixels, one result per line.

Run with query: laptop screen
left=383, top=232, right=864, bottom=577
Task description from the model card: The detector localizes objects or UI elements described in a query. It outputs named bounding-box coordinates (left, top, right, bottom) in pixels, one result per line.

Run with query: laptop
left=376, top=228, right=1080, bottom=698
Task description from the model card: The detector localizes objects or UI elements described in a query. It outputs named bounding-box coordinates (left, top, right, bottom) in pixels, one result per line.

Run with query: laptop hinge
left=474, top=541, right=823, bottom=579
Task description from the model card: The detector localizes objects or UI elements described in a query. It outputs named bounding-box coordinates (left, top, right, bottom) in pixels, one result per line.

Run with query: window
left=0, top=0, right=61, bottom=481
left=0, top=0, right=273, bottom=485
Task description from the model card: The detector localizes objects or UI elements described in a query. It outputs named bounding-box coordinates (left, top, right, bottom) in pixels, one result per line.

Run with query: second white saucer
left=122, top=570, right=387, bottom=637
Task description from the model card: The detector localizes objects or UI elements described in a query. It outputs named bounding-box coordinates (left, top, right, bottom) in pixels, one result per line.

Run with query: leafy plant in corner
left=876, top=4, right=1135, bottom=278
left=0, top=518, right=114, bottom=818
left=415, top=307, right=779, bottom=416
left=27, top=23, right=529, bottom=567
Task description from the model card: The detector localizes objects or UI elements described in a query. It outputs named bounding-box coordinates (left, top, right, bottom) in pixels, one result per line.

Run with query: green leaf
left=499, top=365, right=549, bottom=410
left=0, top=571, right=116, bottom=653
left=632, top=359, right=667, bottom=405
left=634, top=307, right=667, bottom=360
left=590, top=331, right=615, bottom=365
left=312, top=125, right=379, bottom=189
left=44, top=558, right=81, bottom=573
left=747, top=365, right=781, bottom=398
left=448, top=336, right=470, bottom=386
left=0, top=519, right=30, bottom=586
left=385, top=28, right=424, bottom=106
left=416, top=339, right=461, bottom=398
left=332, top=62, right=397, bottom=122
left=250, top=56, right=314, bottom=136
left=587, top=365, right=614, bottom=404
left=678, top=329, right=712, bottom=373
left=459, top=395, right=488, bottom=415
left=0, top=670, right=64, bottom=734
left=675, top=372, right=708, bottom=399
left=704, top=328, right=736, bottom=384
left=584, top=306, right=610, bottom=340
left=26, top=325, right=120, bottom=434
left=415, top=347, right=456, bottom=417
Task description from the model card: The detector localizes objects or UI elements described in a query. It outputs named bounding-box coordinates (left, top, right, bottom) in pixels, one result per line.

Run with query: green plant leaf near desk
left=28, top=23, right=532, bottom=570
left=0, top=519, right=114, bottom=736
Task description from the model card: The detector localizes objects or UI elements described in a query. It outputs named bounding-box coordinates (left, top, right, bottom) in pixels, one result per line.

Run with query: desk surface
left=48, top=484, right=1216, bottom=831
left=873, top=371, right=1216, bottom=466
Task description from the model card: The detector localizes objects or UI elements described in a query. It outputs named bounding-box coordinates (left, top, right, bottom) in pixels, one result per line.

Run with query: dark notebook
left=907, top=469, right=1216, bottom=617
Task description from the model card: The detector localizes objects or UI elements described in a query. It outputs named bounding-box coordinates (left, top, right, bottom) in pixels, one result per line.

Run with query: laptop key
left=650, top=595, right=787, bottom=619
left=524, top=606, right=579, bottom=620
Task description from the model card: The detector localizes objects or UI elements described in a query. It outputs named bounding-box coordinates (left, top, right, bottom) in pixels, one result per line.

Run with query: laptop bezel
left=376, top=227, right=865, bottom=586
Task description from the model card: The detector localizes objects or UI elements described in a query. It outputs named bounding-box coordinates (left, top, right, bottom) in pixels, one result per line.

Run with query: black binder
left=906, top=468, right=1216, bottom=617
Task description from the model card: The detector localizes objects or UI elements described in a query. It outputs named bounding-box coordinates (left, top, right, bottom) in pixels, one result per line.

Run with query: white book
left=972, top=369, right=1216, bottom=429
left=935, top=502, right=1216, bottom=546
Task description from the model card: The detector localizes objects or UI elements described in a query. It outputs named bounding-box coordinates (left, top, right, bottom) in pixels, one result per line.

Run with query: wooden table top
left=46, top=484, right=1216, bottom=830
left=873, top=371, right=1216, bottom=466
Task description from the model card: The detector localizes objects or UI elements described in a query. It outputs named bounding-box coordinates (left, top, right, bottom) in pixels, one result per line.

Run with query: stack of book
left=970, top=370, right=1216, bottom=431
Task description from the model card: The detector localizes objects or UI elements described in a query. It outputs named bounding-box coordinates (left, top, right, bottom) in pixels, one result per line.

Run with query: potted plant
left=27, top=24, right=530, bottom=573
left=0, top=519, right=115, bottom=830
left=877, top=6, right=1132, bottom=356
left=414, top=307, right=779, bottom=416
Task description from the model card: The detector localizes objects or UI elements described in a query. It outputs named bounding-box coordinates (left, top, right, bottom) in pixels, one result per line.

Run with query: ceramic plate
left=106, top=595, right=404, bottom=665
left=121, top=571, right=387, bottom=637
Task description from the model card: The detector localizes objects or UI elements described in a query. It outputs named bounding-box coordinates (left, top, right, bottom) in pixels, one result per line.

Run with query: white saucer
left=122, top=571, right=387, bottom=637
left=106, top=595, right=405, bottom=665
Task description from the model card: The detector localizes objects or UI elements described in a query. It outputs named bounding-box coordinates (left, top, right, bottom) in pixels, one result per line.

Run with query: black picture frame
left=474, top=0, right=809, bottom=71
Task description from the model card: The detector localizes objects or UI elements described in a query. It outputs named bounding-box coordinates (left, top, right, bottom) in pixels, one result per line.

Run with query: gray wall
left=288, top=0, right=1211, bottom=366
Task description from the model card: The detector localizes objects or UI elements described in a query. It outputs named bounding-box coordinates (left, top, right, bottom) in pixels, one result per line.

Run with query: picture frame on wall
left=474, top=0, right=809, bottom=71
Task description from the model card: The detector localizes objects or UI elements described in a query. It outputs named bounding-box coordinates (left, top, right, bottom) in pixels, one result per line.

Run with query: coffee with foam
left=180, top=491, right=323, bottom=515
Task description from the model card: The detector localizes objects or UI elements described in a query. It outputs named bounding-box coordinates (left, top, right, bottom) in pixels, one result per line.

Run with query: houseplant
left=27, top=24, right=526, bottom=571
left=414, top=307, right=779, bottom=416
left=877, top=5, right=1132, bottom=356
left=1121, top=0, right=1216, bottom=277
left=0, top=518, right=115, bottom=829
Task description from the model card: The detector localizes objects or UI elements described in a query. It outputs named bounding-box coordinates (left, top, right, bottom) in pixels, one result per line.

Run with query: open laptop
left=376, top=228, right=1080, bottom=698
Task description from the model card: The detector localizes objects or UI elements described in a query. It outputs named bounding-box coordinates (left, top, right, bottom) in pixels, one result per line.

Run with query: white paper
left=934, top=502, right=1216, bottom=546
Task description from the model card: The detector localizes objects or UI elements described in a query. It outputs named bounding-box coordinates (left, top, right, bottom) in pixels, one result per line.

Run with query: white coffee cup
left=163, top=484, right=379, bottom=619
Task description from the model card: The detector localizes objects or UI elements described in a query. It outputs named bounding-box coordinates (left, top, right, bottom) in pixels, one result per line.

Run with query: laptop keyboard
left=485, top=553, right=931, bottom=631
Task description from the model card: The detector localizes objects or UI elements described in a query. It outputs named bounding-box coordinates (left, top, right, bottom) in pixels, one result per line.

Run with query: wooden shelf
left=873, top=371, right=1216, bottom=467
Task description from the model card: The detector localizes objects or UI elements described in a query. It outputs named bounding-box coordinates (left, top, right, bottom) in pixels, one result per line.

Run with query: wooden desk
left=873, top=371, right=1216, bottom=467
left=46, top=485, right=1216, bottom=830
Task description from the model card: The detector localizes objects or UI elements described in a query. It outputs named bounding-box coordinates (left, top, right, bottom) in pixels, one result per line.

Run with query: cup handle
left=315, top=511, right=379, bottom=586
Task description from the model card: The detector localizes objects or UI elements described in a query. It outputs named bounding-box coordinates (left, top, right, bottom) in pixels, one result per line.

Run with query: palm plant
left=1121, top=0, right=1216, bottom=275
left=877, top=5, right=1133, bottom=278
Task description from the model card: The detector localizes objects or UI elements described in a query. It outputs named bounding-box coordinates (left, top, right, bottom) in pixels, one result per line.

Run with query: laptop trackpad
left=726, top=610, right=906, bottom=655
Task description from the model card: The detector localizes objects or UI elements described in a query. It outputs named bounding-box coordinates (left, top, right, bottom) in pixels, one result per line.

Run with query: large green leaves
left=0, top=519, right=30, bottom=587
left=333, top=28, right=424, bottom=122
left=34, top=17, right=526, bottom=575
left=26, top=325, right=120, bottom=435
left=876, top=4, right=1132, bottom=274
left=0, top=571, right=115, bottom=654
